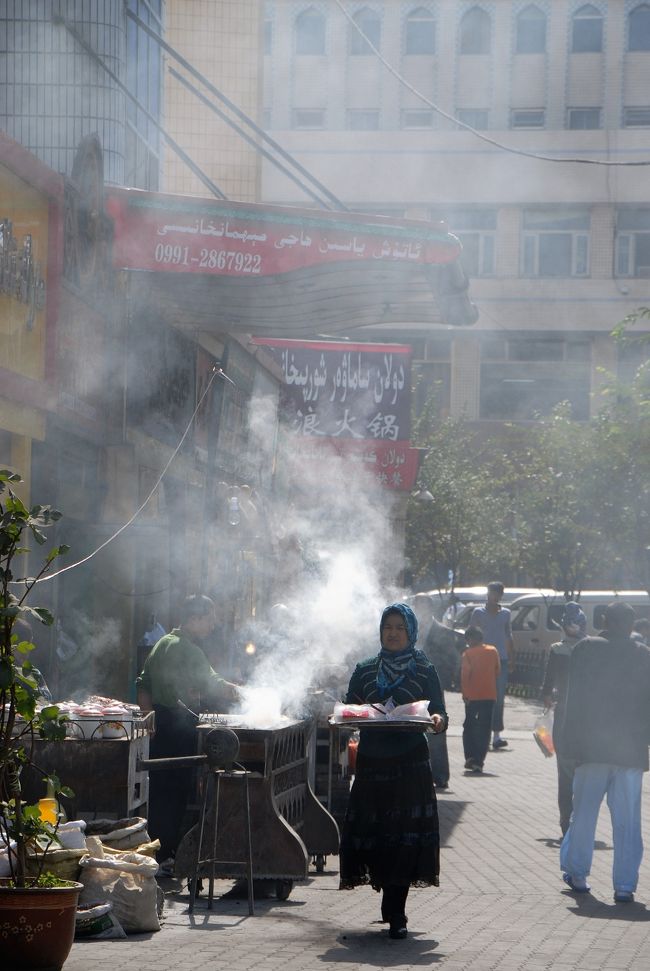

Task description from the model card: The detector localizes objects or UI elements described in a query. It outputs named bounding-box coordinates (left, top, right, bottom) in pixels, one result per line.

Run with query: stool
left=188, top=766, right=254, bottom=916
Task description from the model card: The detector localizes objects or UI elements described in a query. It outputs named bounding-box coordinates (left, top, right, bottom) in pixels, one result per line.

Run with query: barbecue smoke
left=230, top=392, right=402, bottom=727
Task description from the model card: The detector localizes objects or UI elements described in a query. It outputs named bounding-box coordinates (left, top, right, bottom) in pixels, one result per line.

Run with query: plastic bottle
left=38, top=779, right=67, bottom=824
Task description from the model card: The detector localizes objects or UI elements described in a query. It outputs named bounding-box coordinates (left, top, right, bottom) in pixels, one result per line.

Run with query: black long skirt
left=339, top=736, right=440, bottom=892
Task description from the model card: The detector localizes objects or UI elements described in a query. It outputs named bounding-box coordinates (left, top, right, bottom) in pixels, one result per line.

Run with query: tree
left=0, top=470, right=71, bottom=887
left=514, top=405, right=605, bottom=596
left=406, top=403, right=516, bottom=589
left=592, top=312, right=650, bottom=591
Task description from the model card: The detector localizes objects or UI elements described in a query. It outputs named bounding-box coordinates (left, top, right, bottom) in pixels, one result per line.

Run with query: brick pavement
left=64, top=693, right=650, bottom=971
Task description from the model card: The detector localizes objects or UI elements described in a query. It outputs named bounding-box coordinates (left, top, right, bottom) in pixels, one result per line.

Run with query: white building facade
left=261, top=0, right=650, bottom=422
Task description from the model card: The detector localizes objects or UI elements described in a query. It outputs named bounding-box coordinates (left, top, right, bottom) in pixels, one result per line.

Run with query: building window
left=292, top=108, right=326, bottom=129
left=480, top=338, right=591, bottom=420
left=522, top=209, right=590, bottom=277
left=442, top=209, right=496, bottom=277
left=401, top=109, right=434, bottom=128
left=616, top=209, right=650, bottom=277
left=571, top=5, right=603, bottom=53
left=347, top=109, right=380, bottom=130
left=405, top=7, right=435, bottom=54
left=511, top=109, right=545, bottom=128
left=349, top=7, right=381, bottom=55
left=456, top=108, right=489, bottom=129
left=459, top=7, right=491, bottom=54
left=264, top=19, right=272, bottom=55
left=624, top=106, right=650, bottom=126
left=125, top=0, right=163, bottom=191
left=628, top=3, right=650, bottom=51
left=567, top=107, right=601, bottom=129
left=296, top=8, right=326, bottom=55
left=516, top=5, right=547, bottom=54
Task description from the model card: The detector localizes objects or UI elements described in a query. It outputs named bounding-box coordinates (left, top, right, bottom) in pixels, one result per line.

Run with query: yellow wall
left=0, top=162, right=49, bottom=380
left=163, top=0, right=263, bottom=201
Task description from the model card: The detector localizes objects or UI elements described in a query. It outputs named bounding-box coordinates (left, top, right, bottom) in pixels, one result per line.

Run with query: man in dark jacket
left=559, top=602, right=650, bottom=902
left=541, top=601, right=587, bottom=836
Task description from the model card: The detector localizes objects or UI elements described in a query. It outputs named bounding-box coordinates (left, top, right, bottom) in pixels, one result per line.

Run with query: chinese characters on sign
left=0, top=218, right=46, bottom=325
left=252, top=338, right=420, bottom=491
left=256, top=339, right=411, bottom=443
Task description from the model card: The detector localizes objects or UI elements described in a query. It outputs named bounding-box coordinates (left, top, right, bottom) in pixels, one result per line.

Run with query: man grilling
left=136, top=594, right=240, bottom=874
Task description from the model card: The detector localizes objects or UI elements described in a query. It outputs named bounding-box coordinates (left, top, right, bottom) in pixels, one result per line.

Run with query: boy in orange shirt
left=461, top=626, right=501, bottom=773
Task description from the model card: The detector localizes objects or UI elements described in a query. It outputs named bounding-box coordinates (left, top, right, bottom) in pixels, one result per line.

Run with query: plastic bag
left=331, top=699, right=431, bottom=723
left=75, top=901, right=127, bottom=940
left=79, top=841, right=161, bottom=933
left=85, top=816, right=150, bottom=849
left=533, top=709, right=555, bottom=758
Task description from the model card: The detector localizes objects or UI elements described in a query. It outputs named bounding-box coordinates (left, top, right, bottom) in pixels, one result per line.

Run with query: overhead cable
left=20, top=367, right=232, bottom=585
left=334, top=0, right=650, bottom=167
left=53, top=13, right=228, bottom=199
left=168, top=67, right=335, bottom=211
left=126, top=9, right=349, bottom=209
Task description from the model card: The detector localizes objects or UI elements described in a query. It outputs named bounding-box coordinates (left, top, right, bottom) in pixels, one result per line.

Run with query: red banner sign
left=105, top=189, right=460, bottom=280
left=289, top=438, right=421, bottom=492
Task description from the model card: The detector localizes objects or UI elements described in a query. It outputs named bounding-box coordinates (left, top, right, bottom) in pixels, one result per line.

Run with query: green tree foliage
left=514, top=404, right=606, bottom=596
left=406, top=401, right=517, bottom=589
left=407, top=312, right=650, bottom=595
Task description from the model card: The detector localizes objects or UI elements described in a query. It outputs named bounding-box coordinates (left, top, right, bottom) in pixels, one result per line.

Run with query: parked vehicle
left=509, top=590, right=650, bottom=659
left=451, top=589, right=556, bottom=630
left=412, top=587, right=554, bottom=622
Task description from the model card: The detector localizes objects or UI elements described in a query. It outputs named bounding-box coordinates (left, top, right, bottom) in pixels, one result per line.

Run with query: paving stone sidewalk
left=65, top=692, right=650, bottom=971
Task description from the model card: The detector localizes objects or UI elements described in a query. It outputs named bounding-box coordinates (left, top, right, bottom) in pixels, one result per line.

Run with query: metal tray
left=328, top=716, right=435, bottom=732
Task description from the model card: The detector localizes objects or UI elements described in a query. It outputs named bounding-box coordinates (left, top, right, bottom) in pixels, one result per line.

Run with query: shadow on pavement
left=318, top=931, right=443, bottom=965
left=436, top=799, right=468, bottom=845
left=567, top=895, right=650, bottom=921
left=536, top=838, right=610, bottom=851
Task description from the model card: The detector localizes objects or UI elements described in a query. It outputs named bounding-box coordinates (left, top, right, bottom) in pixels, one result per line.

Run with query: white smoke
left=231, top=393, right=403, bottom=726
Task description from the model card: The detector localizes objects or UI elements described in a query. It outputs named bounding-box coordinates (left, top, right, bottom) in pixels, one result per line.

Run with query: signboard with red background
left=105, top=188, right=460, bottom=279
left=251, top=338, right=421, bottom=491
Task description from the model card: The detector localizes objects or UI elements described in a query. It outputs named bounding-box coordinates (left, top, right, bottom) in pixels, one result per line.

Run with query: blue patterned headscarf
left=376, top=603, right=419, bottom=699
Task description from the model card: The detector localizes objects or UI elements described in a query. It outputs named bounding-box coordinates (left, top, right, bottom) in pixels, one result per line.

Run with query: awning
left=105, top=188, right=477, bottom=334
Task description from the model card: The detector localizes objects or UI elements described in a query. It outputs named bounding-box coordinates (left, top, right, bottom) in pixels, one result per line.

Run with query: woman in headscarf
left=338, top=602, right=448, bottom=940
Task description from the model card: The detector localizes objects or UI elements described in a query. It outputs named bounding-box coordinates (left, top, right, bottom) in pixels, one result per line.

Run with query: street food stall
left=20, top=701, right=154, bottom=820
left=171, top=716, right=339, bottom=899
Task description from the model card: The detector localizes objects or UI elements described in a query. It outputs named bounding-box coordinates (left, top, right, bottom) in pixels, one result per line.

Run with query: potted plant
left=0, top=468, right=81, bottom=970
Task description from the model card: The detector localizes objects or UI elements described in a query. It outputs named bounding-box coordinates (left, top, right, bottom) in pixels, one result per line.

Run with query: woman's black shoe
left=389, top=920, right=408, bottom=940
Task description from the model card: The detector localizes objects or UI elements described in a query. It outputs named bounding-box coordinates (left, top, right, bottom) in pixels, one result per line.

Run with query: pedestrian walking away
left=541, top=601, right=587, bottom=836
left=461, top=625, right=500, bottom=773
left=559, top=601, right=650, bottom=902
left=470, top=581, right=514, bottom=750
left=338, top=602, right=448, bottom=940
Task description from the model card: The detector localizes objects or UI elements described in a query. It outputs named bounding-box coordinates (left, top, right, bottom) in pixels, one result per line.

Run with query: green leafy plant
left=0, top=469, right=72, bottom=887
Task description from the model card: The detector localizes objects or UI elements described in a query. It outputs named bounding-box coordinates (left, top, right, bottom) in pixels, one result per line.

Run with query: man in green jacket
left=136, top=594, right=240, bottom=870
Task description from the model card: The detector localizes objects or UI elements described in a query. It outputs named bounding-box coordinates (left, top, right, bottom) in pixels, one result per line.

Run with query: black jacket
left=560, top=634, right=650, bottom=771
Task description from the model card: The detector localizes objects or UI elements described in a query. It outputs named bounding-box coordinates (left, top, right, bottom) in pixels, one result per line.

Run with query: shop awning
left=105, top=188, right=477, bottom=334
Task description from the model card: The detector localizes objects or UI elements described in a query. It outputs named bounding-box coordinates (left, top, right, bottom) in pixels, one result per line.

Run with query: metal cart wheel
left=275, top=879, right=293, bottom=900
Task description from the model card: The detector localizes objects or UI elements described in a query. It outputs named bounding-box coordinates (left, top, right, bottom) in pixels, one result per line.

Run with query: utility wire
left=127, top=9, right=349, bottom=209
left=53, top=12, right=228, bottom=199
left=335, top=0, right=650, bottom=167
left=168, top=66, right=335, bottom=211
left=23, top=367, right=233, bottom=585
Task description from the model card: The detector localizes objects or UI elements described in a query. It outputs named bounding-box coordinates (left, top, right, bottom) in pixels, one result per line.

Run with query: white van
left=451, top=588, right=556, bottom=629
left=510, top=591, right=650, bottom=661
left=423, top=587, right=554, bottom=622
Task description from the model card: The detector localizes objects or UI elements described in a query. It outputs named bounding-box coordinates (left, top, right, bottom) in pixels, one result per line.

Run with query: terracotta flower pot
left=0, top=879, right=82, bottom=971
